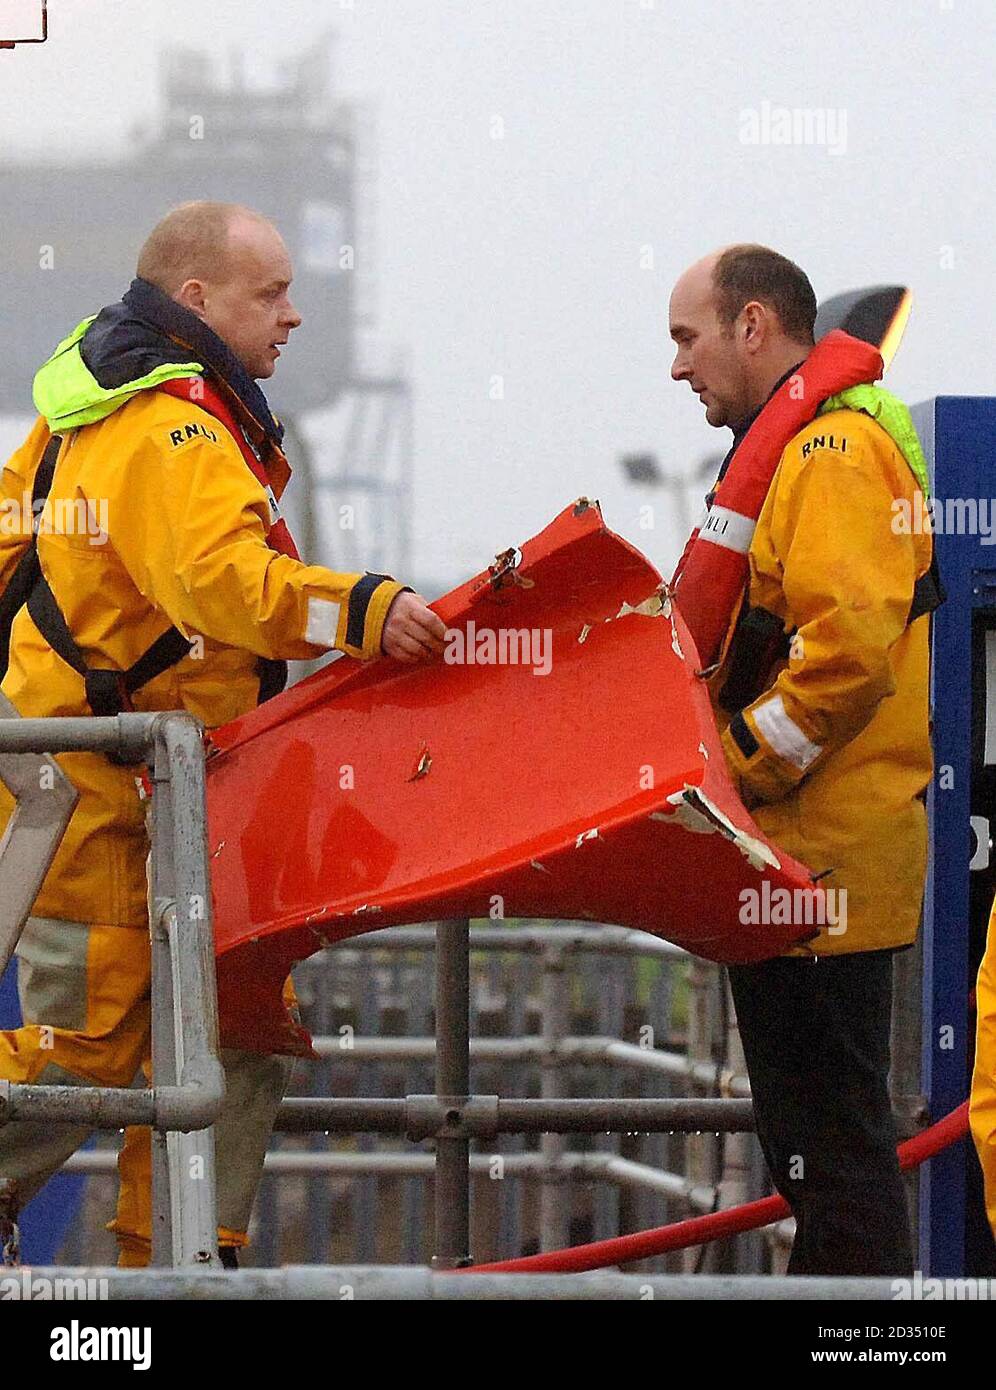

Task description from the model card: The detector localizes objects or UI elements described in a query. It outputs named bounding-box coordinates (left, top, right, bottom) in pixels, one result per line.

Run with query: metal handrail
left=0, top=711, right=224, bottom=1267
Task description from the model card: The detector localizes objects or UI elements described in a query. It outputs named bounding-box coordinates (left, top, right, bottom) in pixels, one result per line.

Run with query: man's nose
left=671, top=352, right=690, bottom=383
left=283, top=300, right=303, bottom=331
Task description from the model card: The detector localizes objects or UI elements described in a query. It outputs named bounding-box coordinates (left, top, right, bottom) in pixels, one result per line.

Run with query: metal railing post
left=0, top=712, right=225, bottom=1271
left=683, top=958, right=718, bottom=1272
left=717, top=973, right=755, bottom=1273
left=540, top=941, right=569, bottom=1250
left=431, top=918, right=471, bottom=1268
left=150, top=715, right=223, bottom=1269
left=149, top=757, right=176, bottom=1266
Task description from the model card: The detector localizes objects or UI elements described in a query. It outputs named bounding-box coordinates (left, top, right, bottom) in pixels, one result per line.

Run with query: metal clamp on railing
left=404, top=1094, right=500, bottom=1142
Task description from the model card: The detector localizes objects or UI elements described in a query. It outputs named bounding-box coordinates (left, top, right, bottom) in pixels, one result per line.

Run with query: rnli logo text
left=801, top=435, right=849, bottom=459
left=169, top=422, right=219, bottom=448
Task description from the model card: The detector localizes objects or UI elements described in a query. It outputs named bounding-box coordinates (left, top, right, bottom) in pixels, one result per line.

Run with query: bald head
left=671, top=248, right=722, bottom=302
left=669, top=243, right=816, bottom=429
left=136, top=201, right=302, bottom=380
left=137, top=202, right=273, bottom=296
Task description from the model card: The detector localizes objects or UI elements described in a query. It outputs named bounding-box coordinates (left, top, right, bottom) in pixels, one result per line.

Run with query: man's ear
left=740, top=300, right=768, bottom=355
left=174, top=278, right=208, bottom=320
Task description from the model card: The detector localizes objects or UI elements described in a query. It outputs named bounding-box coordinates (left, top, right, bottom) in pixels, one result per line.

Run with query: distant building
left=0, top=39, right=413, bottom=582
left=0, top=41, right=355, bottom=420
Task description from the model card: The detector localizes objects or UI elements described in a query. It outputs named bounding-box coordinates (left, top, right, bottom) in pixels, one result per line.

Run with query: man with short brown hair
left=669, top=244, right=936, bottom=1274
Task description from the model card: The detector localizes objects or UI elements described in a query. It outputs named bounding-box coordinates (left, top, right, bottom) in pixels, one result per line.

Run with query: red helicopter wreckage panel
left=206, top=500, right=821, bottom=1056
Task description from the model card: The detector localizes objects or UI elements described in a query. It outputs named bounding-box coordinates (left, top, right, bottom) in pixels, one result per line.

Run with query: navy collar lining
left=121, top=278, right=284, bottom=448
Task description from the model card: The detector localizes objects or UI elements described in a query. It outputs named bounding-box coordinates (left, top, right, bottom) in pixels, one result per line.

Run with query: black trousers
left=727, top=949, right=914, bottom=1276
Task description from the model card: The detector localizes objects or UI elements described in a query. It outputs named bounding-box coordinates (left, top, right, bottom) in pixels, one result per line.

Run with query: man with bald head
left=670, top=245, right=821, bottom=431
left=138, top=203, right=302, bottom=382
left=669, top=245, right=937, bottom=1274
left=0, top=201, right=445, bottom=1266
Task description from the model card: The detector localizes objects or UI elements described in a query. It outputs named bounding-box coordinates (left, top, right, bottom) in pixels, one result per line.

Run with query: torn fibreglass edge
left=614, top=590, right=685, bottom=661
left=206, top=500, right=821, bottom=1057
left=652, top=786, right=780, bottom=873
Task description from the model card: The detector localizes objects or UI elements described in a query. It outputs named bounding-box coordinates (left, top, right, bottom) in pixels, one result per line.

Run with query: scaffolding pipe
left=311, top=1033, right=745, bottom=1090
left=272, top=1096, right=756, bottom=1135
left=275, top=1098, right=407, bottom=1132
left=0, top=1080, right=157, bottom=1128
left=716, top=973, right=757, bottom=1274
left=430, top=919, right=471, bottom=1267
left=310, top=1034, right=733, bottom=1087
left=63, top=1148, right=717, bottom=1205
left=21, top=1265, right=907, bottom=1300
left=1, top=1078, right=751, bottom=1137
left=540, top=942, right=570, bottom=1250
left=152, top=716, right=225, bottom=1134
left=683, top=956, right=717, bottom=1273
left=0, top=712, right=156, bottom=759
left=148, top=714, right=224, bottom=1267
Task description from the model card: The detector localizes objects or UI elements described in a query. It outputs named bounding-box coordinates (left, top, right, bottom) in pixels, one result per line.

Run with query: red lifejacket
left=159, top=376, right=301, bottom=560
left=671, top=329, right=883, bottom=669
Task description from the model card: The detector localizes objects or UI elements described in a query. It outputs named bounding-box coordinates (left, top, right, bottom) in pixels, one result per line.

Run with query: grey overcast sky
left=0, top=0, right=993, bottom=590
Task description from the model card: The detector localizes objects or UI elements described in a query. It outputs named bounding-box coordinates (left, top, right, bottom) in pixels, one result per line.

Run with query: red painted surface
left=206, top=500, right=820, bottom=1056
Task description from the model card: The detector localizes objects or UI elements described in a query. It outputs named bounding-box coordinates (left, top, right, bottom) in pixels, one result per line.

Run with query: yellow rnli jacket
left=972, top=906, right=996, bottom=1235
left=0, top=391, right=405, bottom=927
left=711, top=406, right=934, bottom=956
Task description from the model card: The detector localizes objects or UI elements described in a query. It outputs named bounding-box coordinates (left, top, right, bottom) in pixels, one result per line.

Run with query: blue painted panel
left=916, top=396, right=996, bottom=1276
left=0, top=961, right=88, bottom=1264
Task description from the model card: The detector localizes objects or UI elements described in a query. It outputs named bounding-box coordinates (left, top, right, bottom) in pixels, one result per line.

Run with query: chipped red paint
left=206, top=501, right=819, bottom=1055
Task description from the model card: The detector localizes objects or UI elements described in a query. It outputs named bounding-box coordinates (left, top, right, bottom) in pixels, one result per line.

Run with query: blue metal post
left=915, top=395, right=996, bottom=1275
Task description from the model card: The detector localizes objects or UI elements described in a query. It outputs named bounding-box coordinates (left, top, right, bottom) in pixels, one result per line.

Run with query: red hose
left=465, top=1101, right=970, bottom=1274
